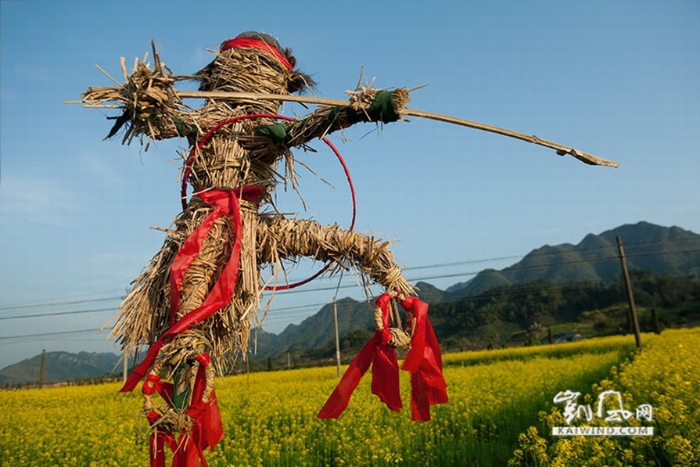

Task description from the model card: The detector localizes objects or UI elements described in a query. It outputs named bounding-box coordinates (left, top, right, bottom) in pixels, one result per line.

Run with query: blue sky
left=1, top=0, right=698, bottom=370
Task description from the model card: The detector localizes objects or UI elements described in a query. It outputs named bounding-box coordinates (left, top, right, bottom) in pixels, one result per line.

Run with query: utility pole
left=39, top=349, right=46, bottom=387
left=123, top=350, right=128, bottom=384
left=333, top=298, right=342, bottom=377
left=616, top=236, right=642, bottom=350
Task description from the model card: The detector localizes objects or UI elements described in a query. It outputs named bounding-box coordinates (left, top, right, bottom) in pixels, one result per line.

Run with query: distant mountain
left=250, top=282, right=447, bottom=361
left=429, top=270, right=700, bottom=350
left=0, top=351, right=120, bottom=386
left=253, top=221, right=700, bottom=362
left=275, top=297, right=374, bottom=353
left=10, top=222, right=693, bottom=375
left=448, top=222, right=700, bottom=298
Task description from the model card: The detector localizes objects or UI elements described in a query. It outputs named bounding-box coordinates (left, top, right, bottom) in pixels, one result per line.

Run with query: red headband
left=220, top=37, right=294, bottom=70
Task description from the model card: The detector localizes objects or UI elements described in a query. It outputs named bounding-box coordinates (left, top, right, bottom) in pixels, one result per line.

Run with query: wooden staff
left=70, top=88, right=619, bottom=167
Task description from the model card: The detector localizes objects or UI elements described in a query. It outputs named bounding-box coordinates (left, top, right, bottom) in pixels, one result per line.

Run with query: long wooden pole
left=183, top=91, right=617, bottom=167
left=71, top=88, right=619, bottom=167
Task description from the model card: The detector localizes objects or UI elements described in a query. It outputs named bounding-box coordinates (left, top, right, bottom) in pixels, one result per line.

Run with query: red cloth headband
left=220, top=37, right=293, bottom=70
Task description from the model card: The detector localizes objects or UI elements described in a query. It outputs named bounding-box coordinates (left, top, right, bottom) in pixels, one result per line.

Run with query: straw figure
left=82, top=32, right=444, bottom=466
left=79, top=31, right=617, bottom=466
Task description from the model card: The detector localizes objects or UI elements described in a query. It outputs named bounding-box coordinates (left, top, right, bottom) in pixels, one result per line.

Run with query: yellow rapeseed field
left=510, top=328, right=700, bottom=467
left=2, top=332, right=695, bottom=466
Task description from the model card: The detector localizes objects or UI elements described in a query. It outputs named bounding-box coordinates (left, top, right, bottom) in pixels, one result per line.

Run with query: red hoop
left=181, top=114, right=356, bottom=291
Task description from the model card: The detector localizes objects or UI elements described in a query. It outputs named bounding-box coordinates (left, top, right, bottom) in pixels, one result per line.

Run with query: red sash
left=122, top=186, right=262, bottom=393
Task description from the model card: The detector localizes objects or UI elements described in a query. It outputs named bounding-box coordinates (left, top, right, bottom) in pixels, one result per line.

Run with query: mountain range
left=0, top=351, right=119, bottom=386
left=446, top=221, right=700, bottom=296
left=3, top=221, right=699, bottom=384
left=250, top=221, right=700, bottom=361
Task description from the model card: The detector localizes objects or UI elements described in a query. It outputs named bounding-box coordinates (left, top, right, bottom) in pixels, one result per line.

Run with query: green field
left=1, top=329, right=697, bottom=466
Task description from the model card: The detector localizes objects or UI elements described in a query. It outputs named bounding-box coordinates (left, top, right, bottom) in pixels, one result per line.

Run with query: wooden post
left=123, top=350, right=128, bottom=384
left=39, top=349, right=46, bottom=387
left=333, top=298, right=342, bottom=378
left=616, top=236, right=643, bottom=350
left=651, top=308, right=662, bottom=335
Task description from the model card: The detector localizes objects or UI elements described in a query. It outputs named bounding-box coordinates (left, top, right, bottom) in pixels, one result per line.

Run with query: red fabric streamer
left=400, top=296, right=448, bottom=421
left=122, top=186, right=262, bottom=393
left=317, top=293, right=401, bottom=419
left=147, top=410, right=177, bottom=467
left=187, top=354, right=224, bottom=453
left=317, top=294, right=448, bottom=421
left=142, top=354, right=224, bottom=467
left=220, top=37, right=293, bottom=70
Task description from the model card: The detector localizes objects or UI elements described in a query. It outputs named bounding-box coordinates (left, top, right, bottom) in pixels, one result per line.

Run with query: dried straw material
left=81, top=57, right=619, bottom=168
left=90, top=41, right=415, bottom=376
left=142, top=329, right=215, bottom=432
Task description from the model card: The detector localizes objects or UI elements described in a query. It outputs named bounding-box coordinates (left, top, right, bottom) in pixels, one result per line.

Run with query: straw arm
left=181, top=88, right=409, bottom=147
left=260, top=217, right=415, bottom=297
left=78, top=86, right=406, bottom=147
left=80, top=86, right=201, bottom=144
left=282, top=88, right=410, bottom=147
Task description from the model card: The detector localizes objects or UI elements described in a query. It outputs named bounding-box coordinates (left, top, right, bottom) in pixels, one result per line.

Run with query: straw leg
left=260, top=217, right=415, bottom=297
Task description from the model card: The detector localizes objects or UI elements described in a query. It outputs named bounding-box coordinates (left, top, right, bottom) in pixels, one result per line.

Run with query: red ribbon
left=401, top=296, right=448, bottom=421
left=317, top=294, right=448, bottom=421
left=142, top=353, right=224, bottom=467
left=220, top=37, right=293, bottom=70
left=121, top=186, right=262, bottom=393
left=317, top=293, right=401, bottom=419
left=144, top=375, right=177, bottom=467
left=147, top=414, right=177, bottom=467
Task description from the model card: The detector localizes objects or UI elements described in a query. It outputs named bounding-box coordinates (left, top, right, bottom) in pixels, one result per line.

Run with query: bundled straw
left=91, top=40, right=415, bottom=376
left=77, top=36, right=618, bottom=460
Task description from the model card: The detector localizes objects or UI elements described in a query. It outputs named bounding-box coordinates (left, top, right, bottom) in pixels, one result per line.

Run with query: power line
left=3, top=247, right=699, bottom=321
left=402, top=255, right=523, bottom=271
left=1, top=246, right=698, bottom=339
left=0, top=307, right=117, bottom=321
left=0, top=327, right=112, bottom=341
left=0, top=296, right=122, bottom=313
left=2, top=237, right=697, bottom=313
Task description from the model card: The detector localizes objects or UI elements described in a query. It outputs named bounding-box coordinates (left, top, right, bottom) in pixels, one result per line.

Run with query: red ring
left=181, top=113, right=356, bottom=291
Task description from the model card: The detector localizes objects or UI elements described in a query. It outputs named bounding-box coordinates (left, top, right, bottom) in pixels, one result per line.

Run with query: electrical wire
left=1, top=245, right=699, bottom=339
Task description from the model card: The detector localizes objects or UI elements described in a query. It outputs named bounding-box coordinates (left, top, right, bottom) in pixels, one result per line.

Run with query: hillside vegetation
left=265, top=270, right=700, bottom=370
left=254, top=221, right=700, bottom=368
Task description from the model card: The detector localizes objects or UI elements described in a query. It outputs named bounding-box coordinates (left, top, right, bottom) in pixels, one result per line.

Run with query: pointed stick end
left=567, top=148, right=619, bottom=167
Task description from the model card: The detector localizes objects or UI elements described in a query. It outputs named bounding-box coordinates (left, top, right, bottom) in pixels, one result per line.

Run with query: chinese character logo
left=552, top=389, right=654, bottom=437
